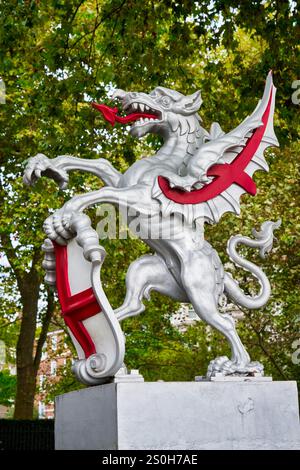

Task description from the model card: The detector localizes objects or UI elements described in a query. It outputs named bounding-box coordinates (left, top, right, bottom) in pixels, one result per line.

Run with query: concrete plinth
left=55, top=381, right=300, bottom=450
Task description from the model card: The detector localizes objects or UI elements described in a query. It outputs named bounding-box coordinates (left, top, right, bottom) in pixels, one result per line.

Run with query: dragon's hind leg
left=115, top=254, right=188, bottom=321
left=180, top=250, right=263, bottom=377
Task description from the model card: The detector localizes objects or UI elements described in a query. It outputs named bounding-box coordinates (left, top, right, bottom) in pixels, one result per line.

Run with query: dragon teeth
left=128, top=102, right=159, bottom=118
left=132, top=115, right=158, bottom=126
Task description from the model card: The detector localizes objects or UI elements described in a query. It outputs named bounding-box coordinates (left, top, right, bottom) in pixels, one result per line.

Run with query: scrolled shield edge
left=42, top=212, right=125, bottom=386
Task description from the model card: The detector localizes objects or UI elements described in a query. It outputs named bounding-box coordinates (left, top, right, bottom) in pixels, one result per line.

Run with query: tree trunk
left=14, top=364, right=37, bottom=419
left=14, top=274, right=40, bottom=420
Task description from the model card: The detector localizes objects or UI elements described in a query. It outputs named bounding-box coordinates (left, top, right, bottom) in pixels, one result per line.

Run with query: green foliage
left=0, top=370, right=17, bottom=406
left=45, top=362, right=85, bottom=403
left=0, top=0, right=299, bottom=406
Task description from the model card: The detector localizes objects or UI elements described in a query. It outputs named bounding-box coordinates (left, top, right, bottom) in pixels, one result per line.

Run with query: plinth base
left=55, top=381, right=300, bottom=450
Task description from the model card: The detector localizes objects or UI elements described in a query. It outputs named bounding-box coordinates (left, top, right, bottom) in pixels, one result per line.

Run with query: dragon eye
left=161, top=96, right=171, bottom=107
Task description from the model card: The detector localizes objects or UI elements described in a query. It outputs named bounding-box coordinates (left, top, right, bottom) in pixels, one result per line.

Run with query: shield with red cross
left=48, top=234, right=125, bottom=385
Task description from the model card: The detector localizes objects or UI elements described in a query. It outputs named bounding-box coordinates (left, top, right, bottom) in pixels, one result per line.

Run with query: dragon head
left=93, top=86, right=203, bottom=139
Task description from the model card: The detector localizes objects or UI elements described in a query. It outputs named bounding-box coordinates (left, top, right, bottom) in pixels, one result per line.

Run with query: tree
left=0, top=1, right=299, bottom=417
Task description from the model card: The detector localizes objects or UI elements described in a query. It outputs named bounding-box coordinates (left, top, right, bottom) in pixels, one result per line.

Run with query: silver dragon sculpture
left=23, top=72, right=280, bottom=380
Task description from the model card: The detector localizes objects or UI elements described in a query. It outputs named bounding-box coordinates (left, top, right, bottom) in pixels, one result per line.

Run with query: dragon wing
left=153, top=71, right=278, bottom=224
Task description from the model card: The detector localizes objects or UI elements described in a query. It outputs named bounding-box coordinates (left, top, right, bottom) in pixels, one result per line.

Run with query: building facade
left=36, top=329, right=71, bottom=419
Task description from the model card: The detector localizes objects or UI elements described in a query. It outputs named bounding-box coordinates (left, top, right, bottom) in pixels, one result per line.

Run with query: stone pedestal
left=55, top=381, right=300, bottom=450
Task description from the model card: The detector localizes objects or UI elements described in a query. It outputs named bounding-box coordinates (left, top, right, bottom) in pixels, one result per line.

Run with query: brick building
left=36, top=329, right=71, bottom=419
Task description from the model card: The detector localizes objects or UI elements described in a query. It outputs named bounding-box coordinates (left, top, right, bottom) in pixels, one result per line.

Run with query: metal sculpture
left=24, top=72, right=280, bottom=384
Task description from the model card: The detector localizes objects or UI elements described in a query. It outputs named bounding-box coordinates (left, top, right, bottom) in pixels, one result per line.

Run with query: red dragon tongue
left=92, top=102, right=157, bottom=126
left=92, top=103, right=118, bottom=126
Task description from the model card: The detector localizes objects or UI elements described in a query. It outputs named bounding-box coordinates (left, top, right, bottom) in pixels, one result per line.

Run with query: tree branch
left=64, top=0, right=86, bottom=52
left=0, top=232, right=23, bottom=284
left=238, top=306, right=288, bottom=379
left=0, top=318, right=19, bottom=329
left=69, top=0, right=128, bottom=50
left=34, top=288, right=55, bottom=370
left=69, top=0, right=85, bottom=25
left=29, top=247, right=43, bottom=277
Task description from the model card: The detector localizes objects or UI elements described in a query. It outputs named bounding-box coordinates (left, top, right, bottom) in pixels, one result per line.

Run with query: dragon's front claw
left=52, top=211, right=74, bottom=240
left=43, top=207, right=75, bottom=245
left=23, top=153, right=69, bottom=189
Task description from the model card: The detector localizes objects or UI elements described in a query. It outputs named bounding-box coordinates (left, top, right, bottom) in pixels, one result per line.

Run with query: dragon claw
left=43, top=207, right=75, bottom=245
left=207, top=356, right=264, bottom=378
left=23, top=153, right=69, bottom=189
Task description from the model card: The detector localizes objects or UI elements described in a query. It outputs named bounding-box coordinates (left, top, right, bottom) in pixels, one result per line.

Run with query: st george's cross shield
left=42, top=214, right=125, bottom=385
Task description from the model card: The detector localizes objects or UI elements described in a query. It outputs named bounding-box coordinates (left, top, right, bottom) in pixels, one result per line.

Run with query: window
left=50, top=360, right=57, bottom=376
left=39, top=375, right=45, bottom=390
left=51, top=335, right=57, bottom=351
left=41, top=342, right=47, bottom=360
left=38, top=401, right=45, bottom=419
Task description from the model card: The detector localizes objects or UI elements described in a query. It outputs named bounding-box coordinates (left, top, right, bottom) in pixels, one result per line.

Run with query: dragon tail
left=224, top=219, right=281, bottom=309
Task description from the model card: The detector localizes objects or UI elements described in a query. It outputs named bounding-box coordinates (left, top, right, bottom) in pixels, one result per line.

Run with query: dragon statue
left=23, top=71, right=281, bottom=384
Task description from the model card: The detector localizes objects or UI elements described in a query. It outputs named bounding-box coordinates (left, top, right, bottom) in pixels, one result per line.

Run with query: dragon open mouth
left=92, top=102, right=161, bottom=127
